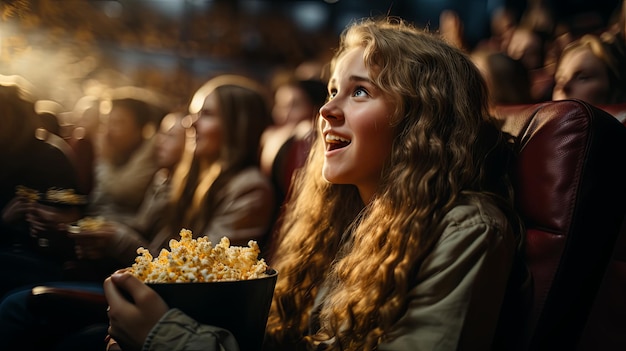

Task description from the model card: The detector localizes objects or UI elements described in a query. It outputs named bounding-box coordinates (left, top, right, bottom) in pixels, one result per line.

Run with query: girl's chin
left=322, top=168, right=347, bottom=185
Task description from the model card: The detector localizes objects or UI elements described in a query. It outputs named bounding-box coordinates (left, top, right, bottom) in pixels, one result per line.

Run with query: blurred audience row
left=0, top=60, right=327, bottom=301
left=442, top=0, right=626, bottom=111
left=2, top=0, right=626, bottom=302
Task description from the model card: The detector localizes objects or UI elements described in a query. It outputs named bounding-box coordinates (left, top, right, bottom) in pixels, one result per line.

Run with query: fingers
left=104, top=274, right=160, bottom=351
left=26, top=206, right=64, bottom=231
left=103, top=276, right=133, bottom=340
left=103, top=275, right=134, bottom=313
left=30, top=204, right=82, bottom=225
left=108, top=272, right=169, bottom=319
left=105, top=272, right=153, bottom=310
left=1, top=198, right=30, bottom=223
left=109, top=272, right=148, bottom=302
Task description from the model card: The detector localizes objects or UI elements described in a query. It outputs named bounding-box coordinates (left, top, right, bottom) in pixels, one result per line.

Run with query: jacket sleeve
left=201, top=170, right=276, bottom=247
left=108, top=174, right=171, bottom=265
left=89, top=139, right=158, bottom=221
left=378, top=203, right=517, bottom=351
left=143, top=308, right=240, bottom=351
left=108, top=223, right=151, bottom=265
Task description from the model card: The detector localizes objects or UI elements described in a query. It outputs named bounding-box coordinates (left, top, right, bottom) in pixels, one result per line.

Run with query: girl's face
left=319, top=47, right=395, bottom=203
left=193, top=92, right=223, bottom=162
left=552, top=47, right=611, bottom=105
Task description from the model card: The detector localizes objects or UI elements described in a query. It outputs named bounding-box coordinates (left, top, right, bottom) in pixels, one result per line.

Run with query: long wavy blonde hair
left=265, top=17, right=517, bottom=350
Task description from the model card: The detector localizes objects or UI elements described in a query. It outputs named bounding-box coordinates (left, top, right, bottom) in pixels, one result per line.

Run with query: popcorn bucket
left=147, top=268, right=278, bottom=351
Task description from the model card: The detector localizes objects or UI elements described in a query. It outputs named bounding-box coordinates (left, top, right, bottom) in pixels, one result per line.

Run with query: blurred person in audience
left=552, top=34, right=626, bottom=106
left=103, top=17, right=526, bottom=351
left=543, top=22, right=576, bottom=80
left=518, top=2, right=555, bottom=42
left=0, top=75, right=276, bottom=350
left=0, top=89, right=165, bottom=294
left=506, top=26, right=554, bottom=101
left=86, top=93, right=165, bottom=225
left=162, top=74, right=275, bottom=248
left=602, top=0, right=626, bottom=67
left=64, top=111, right=189, bottom=281
left=471, top=49, right=534, bottom=109
left=481, top=6, right=518, bottom=52
left=260, top=73, right=326, bottom=205
left=0, top=77, right=43, bottom=213
left=439, top=9, right=467, bottom=51
left=0, top=78, right=85, bottom=297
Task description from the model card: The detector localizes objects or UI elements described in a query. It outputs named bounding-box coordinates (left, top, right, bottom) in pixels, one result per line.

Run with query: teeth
left=325, top=134, right=350, bottom=143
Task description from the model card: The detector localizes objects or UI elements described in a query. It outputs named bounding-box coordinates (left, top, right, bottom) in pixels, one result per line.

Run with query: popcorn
left=45, top=188, right=87, bottom=205
left=15, top=186, right=87, bottom=205
left=15, top=185, right=40, bottom=202
left=129, top=229, right=269, bottom=283
left=76, top=216, right=105, bottom=231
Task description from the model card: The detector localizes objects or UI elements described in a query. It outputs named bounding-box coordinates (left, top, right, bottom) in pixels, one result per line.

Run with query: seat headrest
left=495, top=99, right=626, bottom=235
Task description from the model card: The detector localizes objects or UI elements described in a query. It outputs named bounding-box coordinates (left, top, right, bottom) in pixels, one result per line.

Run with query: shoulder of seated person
left=442, top=196, right=511, bottom=233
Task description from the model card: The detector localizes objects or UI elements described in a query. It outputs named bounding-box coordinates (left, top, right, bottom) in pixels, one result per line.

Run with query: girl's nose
left=319, top=99, right=343, bottom=122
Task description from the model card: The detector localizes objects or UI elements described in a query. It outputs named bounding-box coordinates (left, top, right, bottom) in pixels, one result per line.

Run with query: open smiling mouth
left=325, top=134, right=351, bottom=151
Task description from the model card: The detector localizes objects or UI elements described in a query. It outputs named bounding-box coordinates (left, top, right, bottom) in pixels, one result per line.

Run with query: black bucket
left=147, top=268, right=278, bottom=351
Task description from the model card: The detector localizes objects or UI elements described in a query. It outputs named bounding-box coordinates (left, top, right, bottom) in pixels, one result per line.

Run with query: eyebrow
left=349, top=75, right=373, bottom=84
left=328, top=75, right=374, bottom=88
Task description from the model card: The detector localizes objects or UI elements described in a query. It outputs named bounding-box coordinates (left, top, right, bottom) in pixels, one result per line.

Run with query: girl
left=105, top=17, right=524, bottom=351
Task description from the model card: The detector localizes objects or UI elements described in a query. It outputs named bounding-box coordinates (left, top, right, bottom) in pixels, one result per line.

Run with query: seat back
left=577, top=103, right=626, bottom=349
left=599, top=103, right=626, bottom=125
left=494, top=100, right=626, bottom=350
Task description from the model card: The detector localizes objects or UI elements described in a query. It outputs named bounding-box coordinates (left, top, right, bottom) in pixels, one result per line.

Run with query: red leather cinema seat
left=494, top=99, right=626, bottom=350
left=599, top=103, right=626, bottom=125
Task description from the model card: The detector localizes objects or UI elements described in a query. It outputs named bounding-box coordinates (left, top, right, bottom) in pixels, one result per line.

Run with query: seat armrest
left=27, top=286, right=109, bottom=326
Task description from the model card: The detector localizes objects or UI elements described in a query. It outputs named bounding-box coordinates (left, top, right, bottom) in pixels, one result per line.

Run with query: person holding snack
left=59, top=111, right=189, bottom=281
left=152, top=74, right=276, bottom=249
left=86, top=93, right=166, bottom=226
left=0, top=75, right=276, bottom=350
left=104, top=17, right=528, bottom=351
left=69, top=113, right=187, bottom=258
left=0, top=80, right=87, bottom=297
left=38, top=75, right=275, bottom=279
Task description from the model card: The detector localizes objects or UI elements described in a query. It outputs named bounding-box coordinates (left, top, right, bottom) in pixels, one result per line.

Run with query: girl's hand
left=104, top=271, right=169, bottom=351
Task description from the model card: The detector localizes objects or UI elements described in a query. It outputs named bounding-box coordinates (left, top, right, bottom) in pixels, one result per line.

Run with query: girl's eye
left=353, top=87, right=368, bottom=97
left=328, top=90, right=337, bottom=100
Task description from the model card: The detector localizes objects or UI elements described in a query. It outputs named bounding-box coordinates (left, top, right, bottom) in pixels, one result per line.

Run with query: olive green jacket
left=142, top=197, right=520, bottom=351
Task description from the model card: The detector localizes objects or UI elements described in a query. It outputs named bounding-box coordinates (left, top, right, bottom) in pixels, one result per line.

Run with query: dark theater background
left=0, top=0, right=621, bottom=110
